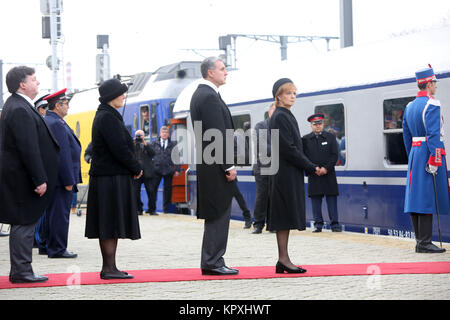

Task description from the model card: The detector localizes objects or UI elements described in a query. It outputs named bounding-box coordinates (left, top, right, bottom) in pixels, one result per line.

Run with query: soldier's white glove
left=426, top=164, right=438, bottom=175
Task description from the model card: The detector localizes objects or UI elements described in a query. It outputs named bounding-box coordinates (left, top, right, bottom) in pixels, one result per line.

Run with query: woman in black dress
left=85, top=78, right=142, bottom=280
left=267, top=78, right=318, bottom=274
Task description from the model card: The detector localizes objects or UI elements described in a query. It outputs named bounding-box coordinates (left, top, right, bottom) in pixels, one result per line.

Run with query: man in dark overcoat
left=149, top=126, right=180, bottom=214
left=41, top=88, right=81, bottom=258
left=302, top=113, right=341, bottom=232
left=0, top=66, right=59, bottom=283
left=190, top=57, right=238, bottom=276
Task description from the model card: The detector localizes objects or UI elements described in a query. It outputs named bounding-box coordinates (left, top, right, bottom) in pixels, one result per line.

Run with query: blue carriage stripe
left=227, top=71, right=450, bottom=108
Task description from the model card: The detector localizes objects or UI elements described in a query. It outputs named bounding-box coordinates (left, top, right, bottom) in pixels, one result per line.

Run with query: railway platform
left=0, top=212, right=449, bottom=302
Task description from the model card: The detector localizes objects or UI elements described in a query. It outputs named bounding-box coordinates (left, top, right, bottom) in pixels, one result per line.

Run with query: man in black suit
left=0, top=66, right=59, bottom=283
left=190, top=57, right=238, bottom=276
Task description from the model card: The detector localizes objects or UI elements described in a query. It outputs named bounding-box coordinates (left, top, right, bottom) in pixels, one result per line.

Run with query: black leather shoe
left=416, top=243, right=446, bottom=253
left=252, top=227, right=263, bottom=234
left=49, top=251, right=78, bottom=258
left=244, top=220, right=252, bottom=229
left=312, top=228, right=322, bottom=233
left=149, top=212, right=159, bottom=216
left=201, top=266, right=239, bottom=275
left=9, top=274, right=49, bottom=284
left=38, top=248, right=48, bottom=255
left=331, top=228, right=342, bottom=232
left=100, top=271, right=134, bottom=280
left=275, top=261, right=307, bottom=274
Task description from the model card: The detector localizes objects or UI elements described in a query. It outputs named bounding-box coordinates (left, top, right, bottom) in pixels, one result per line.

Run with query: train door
left=169, top=117, right=190, bottom=214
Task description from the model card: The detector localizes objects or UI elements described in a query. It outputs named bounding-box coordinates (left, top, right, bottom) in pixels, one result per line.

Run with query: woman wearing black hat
left=268, top=78, right=319, bottom=274
left=85, top=78, right=143, bottom=280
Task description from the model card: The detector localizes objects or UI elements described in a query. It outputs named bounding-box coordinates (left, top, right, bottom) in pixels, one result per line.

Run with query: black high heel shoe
left=100, top=270, right=134, bottom=280
left=275, top=261, right=307, bottom=274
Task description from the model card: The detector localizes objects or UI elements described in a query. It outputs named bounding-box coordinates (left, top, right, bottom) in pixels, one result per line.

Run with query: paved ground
left=0, top=212, right=449, bottom=301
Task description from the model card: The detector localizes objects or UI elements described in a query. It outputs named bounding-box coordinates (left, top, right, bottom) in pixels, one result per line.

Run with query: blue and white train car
left=172, top=26, right=450, bottom=242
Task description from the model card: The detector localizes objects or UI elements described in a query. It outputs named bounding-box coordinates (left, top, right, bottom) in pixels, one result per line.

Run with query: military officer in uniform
left=41, top=88, right=81, bottom=258
left=403, top=65, right=448, bottom=253
left=302, top=114, right=341, bottom=232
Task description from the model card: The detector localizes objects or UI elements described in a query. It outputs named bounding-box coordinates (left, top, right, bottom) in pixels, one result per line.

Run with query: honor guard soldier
left=41, top=88, right=82, bottom=258
left=403, top=65, right=448, bottom=253
left=34, top=94, right=49, bottom=117
left=302, top=114, right=341, bottom=232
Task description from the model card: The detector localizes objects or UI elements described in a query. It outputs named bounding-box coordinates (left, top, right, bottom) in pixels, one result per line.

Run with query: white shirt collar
left=16, top=92, right=35, bottom=108
left=200, top=79, right=219, bottom=94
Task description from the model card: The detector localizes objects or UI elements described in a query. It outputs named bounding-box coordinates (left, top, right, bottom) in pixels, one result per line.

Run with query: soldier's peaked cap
left=307, top=113, right=324, bottom=123
left=43, top=88, right=68, bottom=104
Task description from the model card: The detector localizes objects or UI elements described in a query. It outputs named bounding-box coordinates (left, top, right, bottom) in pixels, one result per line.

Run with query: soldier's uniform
left=403, top=66, right=448, bottom=253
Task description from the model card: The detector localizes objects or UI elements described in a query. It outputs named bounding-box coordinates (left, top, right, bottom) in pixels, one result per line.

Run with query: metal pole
left=340, top=0, right=353, bottom=48
left=280, top=36, right=288, bottom=61
left=431, top=172, right=443, bottom=248
left=50, top=0, right=58, bottom=91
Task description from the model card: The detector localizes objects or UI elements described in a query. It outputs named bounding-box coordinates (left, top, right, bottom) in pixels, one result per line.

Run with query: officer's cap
left=307, top=113, right=324, bottom=124
left=44, top=88, right=68, bottom=105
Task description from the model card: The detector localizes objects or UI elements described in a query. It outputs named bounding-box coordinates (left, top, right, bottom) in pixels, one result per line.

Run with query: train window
left=150, top=102, right=158, bottom=140
left=383, top=97, right=414, bottom=165
left=232, top=114, right=251, bottom=166
left=140, top=105, right=150, bottom=138
left=169, top=101, right=175, bottom=119
left=133, top=113, right=138, bottom=132
left=75, top=121, right=80, bottom=138
left=314, top=103, right=346, bottom=166
left=383, top=97, right=414, bottom=129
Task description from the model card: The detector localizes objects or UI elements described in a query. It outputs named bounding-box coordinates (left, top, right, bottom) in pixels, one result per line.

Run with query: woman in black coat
left=268, top=78, right=318, bottom=274
left=85, top=79, right=142, bottom=280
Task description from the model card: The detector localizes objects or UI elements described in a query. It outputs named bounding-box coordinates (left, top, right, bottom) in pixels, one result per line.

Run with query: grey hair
left=200, top=56, right=221, bottom=79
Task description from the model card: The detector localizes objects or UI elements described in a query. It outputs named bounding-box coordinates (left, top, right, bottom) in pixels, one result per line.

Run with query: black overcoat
left=0, top=93, right=60, bottom=225
left=190, top=84, right=235, bottom=220
left=302, top=130, right=339, bottom=196
left=267, top=107, right=316, bottom=231
left=89, top=103, right=141, bottom=177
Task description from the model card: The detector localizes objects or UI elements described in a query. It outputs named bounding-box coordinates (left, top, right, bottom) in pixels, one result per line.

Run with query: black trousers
left=253, top=174, right=269, bottom=228
left=133, top=176, right=153, bottom=212
left=9, top=221, right=38, bottom=278
left=149, top=173, right=173, bottom=213
left=311, top=195, right=340, bottom=229
left=39, top=187, right=73, bottom=257
left=410, top=213, right=433, bottom=245
left=201, top=203, right=232, bottom=269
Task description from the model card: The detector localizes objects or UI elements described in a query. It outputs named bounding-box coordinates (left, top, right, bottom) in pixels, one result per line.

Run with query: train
left=66, top=26, right=450, bottom=242
left=171, top=26, right=450, bottom=242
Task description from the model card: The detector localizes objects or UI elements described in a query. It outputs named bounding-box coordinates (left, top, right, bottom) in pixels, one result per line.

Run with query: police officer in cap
left=302, top=114, right=341, bottom=232
left=40, top=88, right=81, bottom=258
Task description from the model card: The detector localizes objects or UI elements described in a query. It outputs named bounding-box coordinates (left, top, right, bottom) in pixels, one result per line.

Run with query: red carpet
left=1, top=261, right=449, bottom=289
